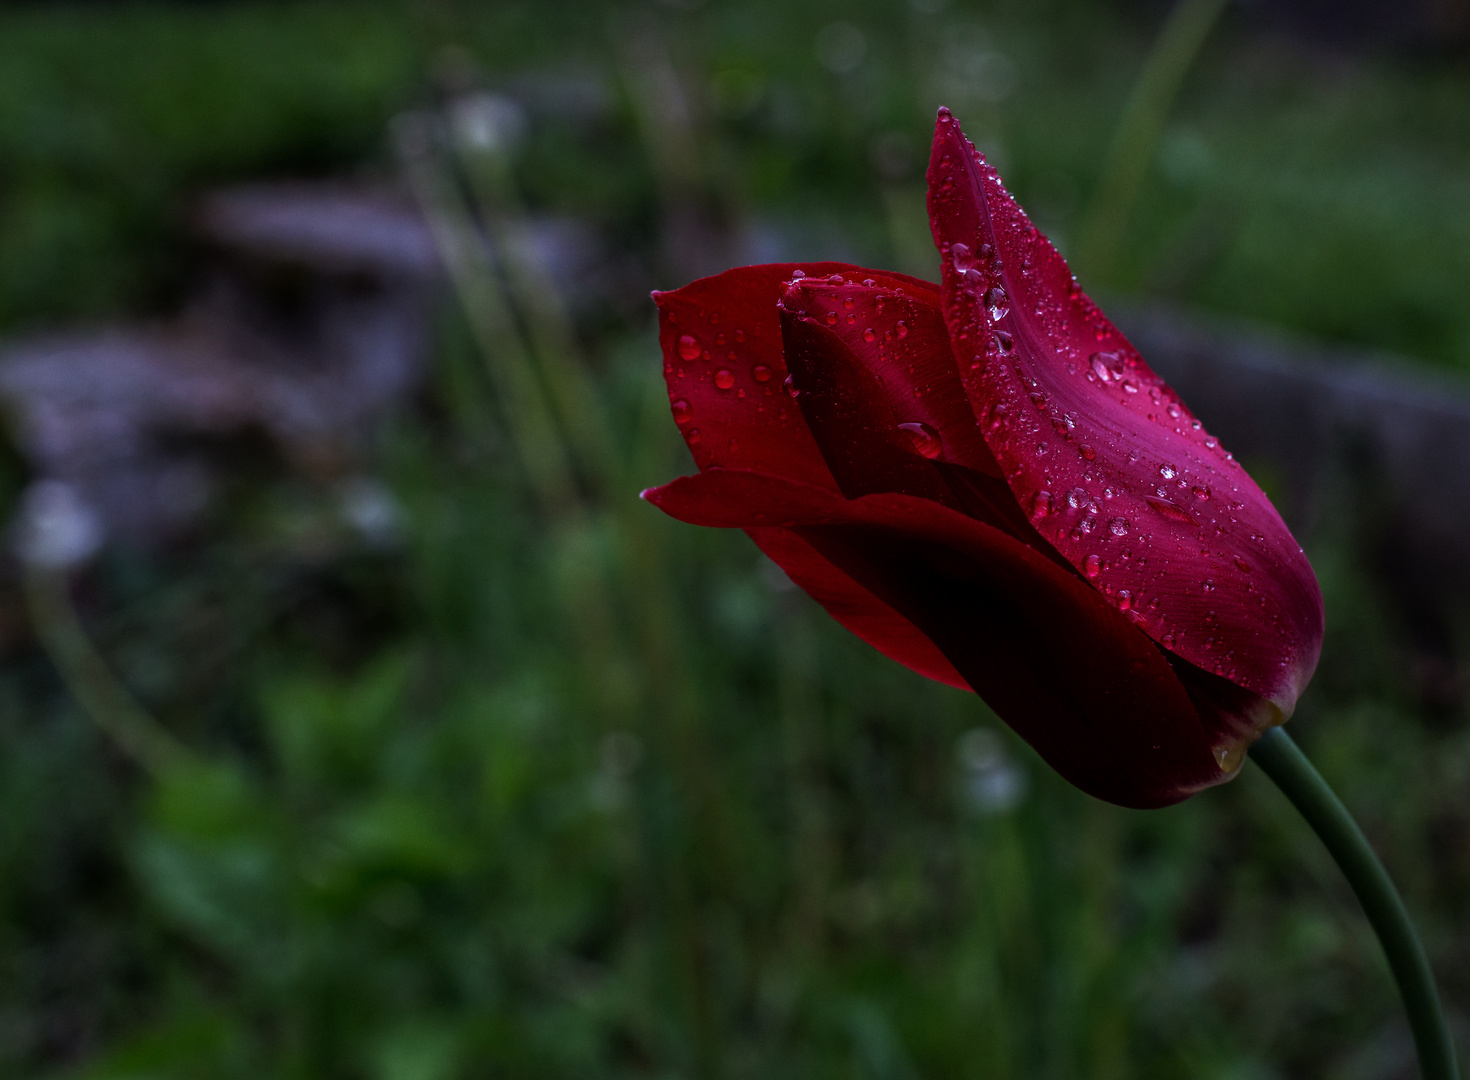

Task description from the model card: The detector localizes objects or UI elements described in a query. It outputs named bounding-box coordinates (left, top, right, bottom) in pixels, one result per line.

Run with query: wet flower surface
left=643, top=110, right=1322, bottom=808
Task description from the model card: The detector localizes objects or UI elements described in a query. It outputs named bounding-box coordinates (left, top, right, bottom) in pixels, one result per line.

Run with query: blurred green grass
left=0, top=1, right=1466, bottom=1078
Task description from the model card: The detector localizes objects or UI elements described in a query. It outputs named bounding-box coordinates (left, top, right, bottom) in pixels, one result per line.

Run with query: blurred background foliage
left=0, top=0, right=1467, bottom=1078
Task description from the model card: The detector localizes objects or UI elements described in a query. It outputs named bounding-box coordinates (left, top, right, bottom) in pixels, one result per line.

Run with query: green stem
left=1249, top=726, right=1458, bottom=1080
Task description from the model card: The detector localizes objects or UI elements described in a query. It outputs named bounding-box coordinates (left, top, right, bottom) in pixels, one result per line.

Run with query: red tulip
left=641, top=109, right=1323, bottom=808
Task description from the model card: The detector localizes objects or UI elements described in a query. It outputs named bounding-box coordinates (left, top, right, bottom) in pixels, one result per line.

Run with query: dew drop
left=1109, top=517, right=1130, bottom=537
left=896, top=320, right=910, bottom=339
left=988, top=403, right=1008, bottom=431
left=950, top=242, right=977, bottom=272
left=671, top=398, right=692, bottom=425
left=1029, top=391, right=1048, bottom=410
left=995, top=329, right=1014, bottom=352
left=862, top=327, right=876, bottom=342
left=1080, top=444, right=1096, bottom=460
left=897, top=421, right=943, bottom=459
left=1191, top=485, right=1210, bottom=500
left=752, top=364, right=772, bottom=383
left=1089, top=351, right=1117, bottom=382
left=843, top=296, right=854, bottom=310
left=1145, top=496, right=1197, bottom=524
left=825, top=311, right=838, bottom=325
left=677, top=334, right=701, bottom=361
left=1234, top=556, right=1252, bottom=572
left=1031, top=491, right=1053, bottom=520
left=1159, top=463, right=1177, bottom=480
left=735, top=328, right=746, bottom=343
left=687, top=427, right=701, bottom=446
left=1084, top=553, right=1101, bottom=578
left=985, top=286, right=1010, bottom=321
left=1161, top=633, right=1176, bottom=648
left=714, top=368, right=736, bottom=390
left=1214, top=744, right=1246, bottom=773
left=1116, top=590, right=1132, bottom=612
left=1067, top=487, right=1090, bottom=510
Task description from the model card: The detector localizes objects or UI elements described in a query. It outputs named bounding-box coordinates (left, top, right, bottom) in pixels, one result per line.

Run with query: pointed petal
left=655, top=263, right=936, bottom=490
left=926, top=109, right=1323, bottom=716
left=645, top=467, right=1229, bottom=807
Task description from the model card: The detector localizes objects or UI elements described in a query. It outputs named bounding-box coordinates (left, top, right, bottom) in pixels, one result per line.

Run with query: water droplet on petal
left=862, top=327, right=876, bottom=342
left=1089, top=352, right=1116, bottom=382
left=752, top=364, right=772, bottom=383
left=1067, top=487, right=1089, bottom=510
left=783, top=375, right=800, bottom=398
left=1109, top=517, right=1130, bottom=537
left=1159, top=463, right=1177, bottom=480
left=1234, top=556, right=1252, bottom=572
left=1031, top=491, right=1053, bottom=520
left=1161, top=633, right=1176, bottom=648
left=896, top=320, right=910, bottom=338
left=1191, top=485, right=1210, bottom=500
left=714, top=368, right=736, bottom=390
left=1214, top=743, right=1245, bottom=773
left=1084, top=553, right=1101, bottom=578
left=995, top=329, right=1013, bottom=352
left=678, top=334, right=701, bottom=361
left=1079, top=444, right=1096, bottom=460
left=985, top=286, right=1009, bottom=321
left=897, top=421, right=942, bottom=459
left=671, top=398, right=692, bottom=425
left=1145, top=496, right=1197, bottom=524
left=825, top=311, right=838, bottom=325
left=1116, top=590, right=1132, bottom=612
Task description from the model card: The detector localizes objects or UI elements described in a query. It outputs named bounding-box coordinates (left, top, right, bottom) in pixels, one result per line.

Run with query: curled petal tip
left=638, top=487, right=657, bottom=502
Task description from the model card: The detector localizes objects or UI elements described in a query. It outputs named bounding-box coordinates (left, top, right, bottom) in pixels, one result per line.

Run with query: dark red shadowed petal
left=655, top=263, right=936, bottom=489
left=780, top=275, right=1000, bottom=478
left=926, top=109, right=1323, bottom=719
left=746, top=525, right=970, bottom=691
left=644, top=467, right=1230, bottom=808
left=778, top=277, right=1045, bottom=546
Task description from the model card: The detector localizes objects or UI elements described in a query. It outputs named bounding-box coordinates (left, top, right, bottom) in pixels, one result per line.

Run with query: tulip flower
left=643, top=109, right=1322, bottom=809
left=638, top=109, right=1457, bottom=1076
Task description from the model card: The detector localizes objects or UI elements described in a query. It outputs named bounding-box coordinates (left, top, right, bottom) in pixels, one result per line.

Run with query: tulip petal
left=777, top=281, right=1048, bottom=547
left=655, top=263, right=936, bottom=491
left=746, top=525, right=971, bottom=691
left=925, top=109, right=1323, bottom=718
left=645, top=467, right=1229, bottom=807
left=779, top=274, right=1001, bottom=478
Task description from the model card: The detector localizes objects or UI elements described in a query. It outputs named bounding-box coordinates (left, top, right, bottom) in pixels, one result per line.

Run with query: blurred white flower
left=338, top=476, right=403, bottom=548
left=449, top=92, right=527, bottom=155
left=14, top=480, right=103, bottom=570
left=957, top=726, right=1027, bottom=813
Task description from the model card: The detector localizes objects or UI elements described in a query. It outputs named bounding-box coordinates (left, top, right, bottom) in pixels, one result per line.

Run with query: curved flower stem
left=1249, top=727, right=1458, bottom=1080
left=23, top=564, right=193, bottom=778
